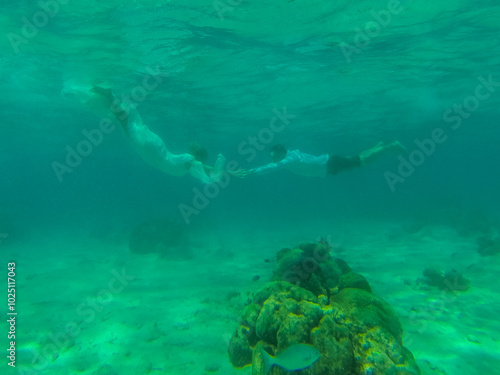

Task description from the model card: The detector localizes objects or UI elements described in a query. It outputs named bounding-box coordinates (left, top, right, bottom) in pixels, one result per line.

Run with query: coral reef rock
left=228, top=242, right=420, bottom=375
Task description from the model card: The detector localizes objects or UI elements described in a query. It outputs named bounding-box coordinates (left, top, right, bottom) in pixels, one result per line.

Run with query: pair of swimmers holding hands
left=68, top=85, right=404, bottom=184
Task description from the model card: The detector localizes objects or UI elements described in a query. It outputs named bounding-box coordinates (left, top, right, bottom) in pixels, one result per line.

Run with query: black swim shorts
left=327, top=154, right=361, bottom=175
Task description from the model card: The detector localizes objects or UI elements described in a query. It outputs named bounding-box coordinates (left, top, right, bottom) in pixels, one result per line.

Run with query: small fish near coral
left=260, top=344, right=321, bottom=374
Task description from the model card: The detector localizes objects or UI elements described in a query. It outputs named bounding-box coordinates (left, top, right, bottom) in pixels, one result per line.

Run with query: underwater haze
left=1, top=1, right=500, bottom=374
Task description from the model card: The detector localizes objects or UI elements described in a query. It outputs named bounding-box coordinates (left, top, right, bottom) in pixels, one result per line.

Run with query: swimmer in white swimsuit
left=69, top=84, right=224, bottom=184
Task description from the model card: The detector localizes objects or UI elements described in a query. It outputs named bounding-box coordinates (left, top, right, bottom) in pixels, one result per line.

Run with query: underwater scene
left=1, top=1, right=500, bottom=374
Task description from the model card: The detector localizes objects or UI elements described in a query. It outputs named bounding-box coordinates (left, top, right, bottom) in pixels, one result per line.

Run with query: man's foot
left=387, top=140, right=407, bottom=153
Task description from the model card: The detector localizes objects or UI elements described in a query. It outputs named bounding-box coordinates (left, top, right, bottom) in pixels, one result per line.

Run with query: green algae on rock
left=228, top=242, right=420, bottom=375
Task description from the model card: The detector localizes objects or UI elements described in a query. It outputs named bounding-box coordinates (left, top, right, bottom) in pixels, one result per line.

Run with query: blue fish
left=261, top=344, right=321, bottom=373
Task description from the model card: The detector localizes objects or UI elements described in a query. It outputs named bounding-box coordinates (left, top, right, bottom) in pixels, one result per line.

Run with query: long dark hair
left=188, top=142, right=208, bottom=163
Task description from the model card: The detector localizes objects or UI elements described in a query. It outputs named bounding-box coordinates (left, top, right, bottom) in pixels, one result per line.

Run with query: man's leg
left=359, top=141, right=406, bottom=166
left=327, top=141, right=406, bottom=175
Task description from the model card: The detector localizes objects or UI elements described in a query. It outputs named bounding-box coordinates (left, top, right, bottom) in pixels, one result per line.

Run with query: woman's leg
left=90, top=86, right=131, bottom=133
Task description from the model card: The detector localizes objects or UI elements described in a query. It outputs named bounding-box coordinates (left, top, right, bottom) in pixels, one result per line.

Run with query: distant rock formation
left=477, top=236, right=500, bottom=257
left=420, top=266, right=469, bottom=292
left=129, top=219, right=190, bottom=258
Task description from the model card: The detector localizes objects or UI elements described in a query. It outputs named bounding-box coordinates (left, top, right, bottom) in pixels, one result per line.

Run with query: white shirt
left=252, top=150, right=329, bottom=177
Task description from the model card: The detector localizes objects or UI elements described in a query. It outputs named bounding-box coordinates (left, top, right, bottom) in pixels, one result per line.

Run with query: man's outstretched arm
left=241, top=153, right=296, bottom=177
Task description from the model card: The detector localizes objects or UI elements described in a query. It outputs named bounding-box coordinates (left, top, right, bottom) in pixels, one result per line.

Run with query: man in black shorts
left=241, top=141, right=405, bottom=177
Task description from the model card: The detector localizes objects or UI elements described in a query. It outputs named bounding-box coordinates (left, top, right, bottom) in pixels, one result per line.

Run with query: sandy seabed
left=4, top=219, right=499, bottom=375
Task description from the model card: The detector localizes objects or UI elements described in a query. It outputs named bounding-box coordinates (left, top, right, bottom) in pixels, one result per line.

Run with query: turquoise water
left=1, top=1, right=500, bottom=374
